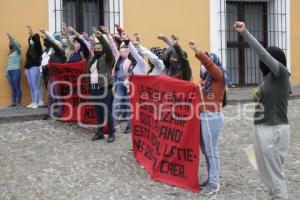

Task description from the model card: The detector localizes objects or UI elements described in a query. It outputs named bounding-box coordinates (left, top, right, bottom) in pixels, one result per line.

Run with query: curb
left=1, top=95, right=300, bottom=124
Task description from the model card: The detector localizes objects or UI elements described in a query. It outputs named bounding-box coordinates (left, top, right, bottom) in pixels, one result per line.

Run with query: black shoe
left=43, top=115, right=51, bottom=120
left=107, top=135, right=115, bottom=143
left=53, top=112, right=62, bottom=118
left=124, top=126, right=131, bottom=134
left=91, top=133, right=105, bottom=141
left=9, top=103, right=16, bottom=107
left=200, top=180, right=208, bottom=189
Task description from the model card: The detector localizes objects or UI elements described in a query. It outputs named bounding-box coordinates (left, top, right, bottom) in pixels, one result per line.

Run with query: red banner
left=48, top=61, right=97, bottom=125
left=130, top=75, right=201, bottom=192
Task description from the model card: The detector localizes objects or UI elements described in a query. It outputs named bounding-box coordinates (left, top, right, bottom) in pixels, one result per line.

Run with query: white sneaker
left=32, top=103, right=39, bottom=109
left=38, top=100, right=45, bottom=107
left=27, top=103, right=34, bottom=108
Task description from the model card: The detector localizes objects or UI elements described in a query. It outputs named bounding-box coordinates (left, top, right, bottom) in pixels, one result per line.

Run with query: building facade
left=0, top=0, right=299, bottom=106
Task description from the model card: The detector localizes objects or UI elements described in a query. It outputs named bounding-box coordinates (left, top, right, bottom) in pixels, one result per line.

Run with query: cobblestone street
left=1, top=100, right=299, bottom=200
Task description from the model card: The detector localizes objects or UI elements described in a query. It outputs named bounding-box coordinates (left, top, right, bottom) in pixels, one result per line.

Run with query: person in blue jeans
left=189, top=41, right=230, bottom=195
left=24, top=26, right=43, bottom=109
left=6, top=33, right=22, bottom=107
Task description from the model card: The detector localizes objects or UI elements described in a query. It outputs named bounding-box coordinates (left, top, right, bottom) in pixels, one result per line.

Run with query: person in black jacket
left=24, top=26, right=43, bottom=108
left=88, top=27, right=115, bottom=143
left=158, top=34, right=192, bottom=81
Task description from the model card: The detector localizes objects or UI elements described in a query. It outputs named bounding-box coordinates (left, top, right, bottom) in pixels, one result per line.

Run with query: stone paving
left=0, top=100, right=300, bottom=200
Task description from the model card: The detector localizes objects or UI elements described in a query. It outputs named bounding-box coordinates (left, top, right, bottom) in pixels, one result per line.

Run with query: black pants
left=90, top=84, right=114, bottom=136
left=42, top=66, right=49, bottom=88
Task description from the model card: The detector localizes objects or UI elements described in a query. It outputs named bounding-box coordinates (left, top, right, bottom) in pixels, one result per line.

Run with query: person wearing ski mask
left=234, top=21, right=290, bottom=200
left=24, top=26, right=43, bottom=109
left=158, top=34, right=192, bottom=81
left=40, top=29, right=66, bottom=120
left=6, top=33, right=22, bottom=107
left=87, top=27, right=115, bottom=143
left=189, top=40, right=229, bottom=195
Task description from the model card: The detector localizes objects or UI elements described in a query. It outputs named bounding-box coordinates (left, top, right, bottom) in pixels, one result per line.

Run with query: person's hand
left=132, top=41, right=140, bottom=48
left=133, top=33, right=141, bottom=42
left=189, top=40, right=199, bottom=53
left=233, top=21, right=246, bottom=33
left=100, top=26, right=109, bottom=34
left=27, top=25, right=33, bottom=36
left=39, top=29, right=46, bottom=35
left=171, top=34, right=179, bottom=44
left=114, top=24, right=120, bottom=29
left=27, top=25, right=33, bottom=31
left=67, top=26, right=75, bottom=33
left=92, top=27, right=98, bottom=34
left=95, top=30, right=102, bottom=38
left=157, top=33, right=167, bottom=41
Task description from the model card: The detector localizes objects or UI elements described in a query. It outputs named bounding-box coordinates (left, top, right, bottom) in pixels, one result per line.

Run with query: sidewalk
left=1, top=85, right=300, bottom=124
left=227, top=84, right=300, bottom=104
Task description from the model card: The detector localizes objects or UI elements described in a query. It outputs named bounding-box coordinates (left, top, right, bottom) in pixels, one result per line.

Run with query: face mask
left=94, top=51, right=104, bottom=59
left=120, top=48, right=130, bottom=58
left=200, top=64, right=208, bottom=79
left=169, top=53, right=181, bottom=70
left=29, top=39, right=34, bottom=46
left=61, top=38, right=68, bottom=48
left=74, top=43, right=81, bottom=53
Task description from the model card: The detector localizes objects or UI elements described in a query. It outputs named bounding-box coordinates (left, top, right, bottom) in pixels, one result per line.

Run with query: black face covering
left=94, top=51, right=104, bottom=59
left=259, top=46, right=287, bottom=77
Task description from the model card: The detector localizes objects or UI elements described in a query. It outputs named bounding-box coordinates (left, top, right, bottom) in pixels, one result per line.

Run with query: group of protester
left=5, top=21, right=290, bottom=199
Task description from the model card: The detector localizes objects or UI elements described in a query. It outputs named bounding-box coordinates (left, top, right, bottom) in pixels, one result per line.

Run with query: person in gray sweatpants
left=234, top=21, right=290, bottom=200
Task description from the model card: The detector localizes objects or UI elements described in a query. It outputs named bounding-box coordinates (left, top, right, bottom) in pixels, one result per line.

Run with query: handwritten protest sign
left=130, top=75, right=201, bottom=192
left=48, top=61, right=97, bottom=125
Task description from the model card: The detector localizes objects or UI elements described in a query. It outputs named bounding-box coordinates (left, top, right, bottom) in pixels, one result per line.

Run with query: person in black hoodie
left=40, top=29, right=66, bottom=120
left=234, top=21, right=290, bottom=200
left=24, top=26, right=43, bottom=108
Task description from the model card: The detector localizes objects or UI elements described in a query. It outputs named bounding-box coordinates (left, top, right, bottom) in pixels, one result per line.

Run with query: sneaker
left=32, top=103, right=39, bottom=109
left=38, top=100, right=45, bottom=107
left=15, top=103, right=22, bottom=108
left=53, top=112, right=62, bottom=118
left=43, top=115, right=51, bottom=120
left=199, top=180, right=208, bottom=189
left=9, top=103, right=16, bottom=107
left=91, top=133, right=105, bottom=141
left=27, top=103, right=34, bottom=108
left=107, top=134, right=115, bottom=143
left=200, top=183, right=219, bottom=195
left=124, top=125, right=131, bottom=134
